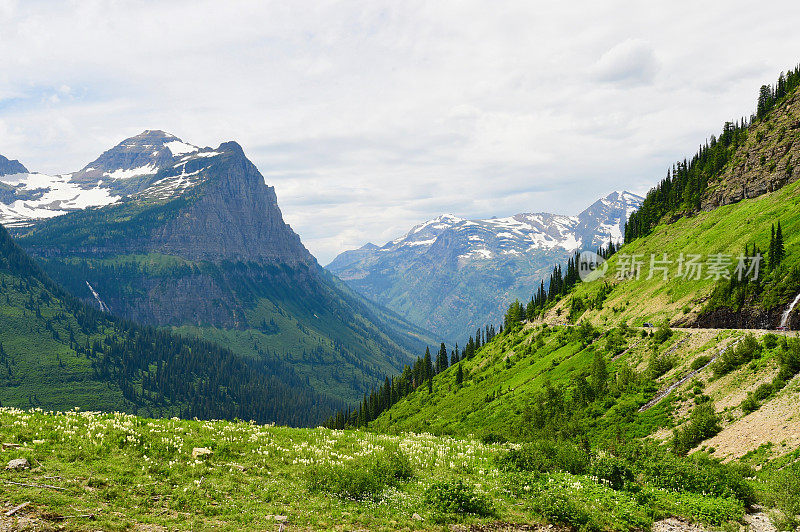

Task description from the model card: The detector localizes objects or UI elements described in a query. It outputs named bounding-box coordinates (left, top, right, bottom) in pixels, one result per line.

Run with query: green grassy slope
left=371, top=317, right=800, bottom=462
left=0, top=271, right=127, bottom=412
left=560, top=178, right=800, bottom=328
left=370, top=323, right=673, bottom=440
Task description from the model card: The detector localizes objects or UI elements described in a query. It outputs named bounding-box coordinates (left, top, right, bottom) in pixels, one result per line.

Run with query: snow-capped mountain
left=10, top=130, right=435, bottom=405
left=327, top=191, right=643, bottom=341
left=0, top=130, right=226, bottom=226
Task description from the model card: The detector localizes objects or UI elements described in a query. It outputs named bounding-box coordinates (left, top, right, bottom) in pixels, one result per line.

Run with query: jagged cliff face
left=147, top=141, right=312, bottom=263
left=703, top=92, right=800, bottom=210
left=691, top=307, right=795, bottom=330
left=12, top=132, right=433, bottom=403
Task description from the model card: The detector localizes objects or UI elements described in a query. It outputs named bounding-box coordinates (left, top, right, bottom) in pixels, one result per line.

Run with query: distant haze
left=1, top=1, right=800, bottom=262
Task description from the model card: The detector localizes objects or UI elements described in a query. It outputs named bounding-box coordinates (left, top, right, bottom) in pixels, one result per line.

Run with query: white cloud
left=1, top=0, right=800, bottom=263
left=593, top=39, right=659, bottom=86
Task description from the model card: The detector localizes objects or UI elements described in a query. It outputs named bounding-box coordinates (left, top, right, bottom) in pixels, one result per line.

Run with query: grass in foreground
left=0, top=407, right=765, bottom=531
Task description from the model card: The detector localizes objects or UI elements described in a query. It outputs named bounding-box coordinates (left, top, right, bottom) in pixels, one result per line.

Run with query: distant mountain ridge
left=0, top=154, right=28, bottom=176
left=6, top=131, right=436, bottom=405
left=327, top=191, right=643, bottom=341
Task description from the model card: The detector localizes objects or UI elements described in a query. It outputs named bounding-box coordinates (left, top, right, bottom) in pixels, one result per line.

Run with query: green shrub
left=658, top=490, right=745, bottom=525
left=673, top=402, right=721, bottom=455
left=762, top=333, right=779, bottom=350
left=381, top=443, right=414, bottom=481
left=753, top=382, right=774, bottom=401
left=481, top=432, right=507, bottom=444
left=648, top=353, right=677, bottom=379
left=691, top=355, right=712, bottom=371
left=653, top=324, right=673, bottom=344
left=528, top=489, right=594, bottom=529
left=590, top=454, right=634, bottom=490
left=713, top=334, right=761, bottom=378
left=629, top=445, right=754, bottom=504
left=766, top=461, right=800, bottom=530
left=740, top=394, right=759, bottom=414
left=777, top=339, right=800, bottom=381
left=604, top=328, right=627, bottom=356
left=306, top=445, right=413, bottom=500
left=498, top=439, right=589, bottom=475
left=424, top=479, right=495, bottom=517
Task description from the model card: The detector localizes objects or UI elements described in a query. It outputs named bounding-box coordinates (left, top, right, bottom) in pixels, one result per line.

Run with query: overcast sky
left=2, top=1, right=800, bottom=263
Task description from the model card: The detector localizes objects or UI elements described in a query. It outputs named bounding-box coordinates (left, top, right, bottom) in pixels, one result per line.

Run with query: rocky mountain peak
left=573, top=190, right=643, bottom=249
left=0, top=154, right=29, bottom=176
left=0, top=133, right=257, bottom=227
left=10, top=131, right=313, bottom=265
left=71, top=130, right=197, bottom=185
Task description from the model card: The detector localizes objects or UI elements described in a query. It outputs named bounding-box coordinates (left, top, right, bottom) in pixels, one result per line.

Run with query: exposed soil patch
left=452, top=523, right=571, bottom=532
left=698, top=373, right=800, bottom=460
left=652, top=517, right=708, bottom=532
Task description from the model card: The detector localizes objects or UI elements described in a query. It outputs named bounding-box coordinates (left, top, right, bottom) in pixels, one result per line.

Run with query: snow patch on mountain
left=0, top=132, right=231, bottom=226
left=104, top=163, right=159, bottom=180
left=165, top=140, right=198, bottom=157
left=329, top=191, right=644, bottom=268
left=0, top=172, right=121, bottom=225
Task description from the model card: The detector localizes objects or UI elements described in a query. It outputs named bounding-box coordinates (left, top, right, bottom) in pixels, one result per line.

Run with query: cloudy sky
left=2, top=0, right=800, bottom=263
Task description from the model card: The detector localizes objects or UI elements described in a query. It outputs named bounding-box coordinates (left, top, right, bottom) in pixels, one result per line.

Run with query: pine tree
left=767, top=224, right=775, bottom=269
left=776, top=221, right=785, bottom=265
left=423, top=347, right=433, bottom=383
left=757, top=84, right=774, bottom=118
left=504, top=300, right=524, bottom=330
left=436, top=343, right=448, bottom=373
left=456, top=363, right=463, bottom=385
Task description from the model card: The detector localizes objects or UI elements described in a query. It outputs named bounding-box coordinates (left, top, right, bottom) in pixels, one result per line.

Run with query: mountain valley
left=1, top=131, right=436, bottom=407
left=328, top=191, right=642, bottom=342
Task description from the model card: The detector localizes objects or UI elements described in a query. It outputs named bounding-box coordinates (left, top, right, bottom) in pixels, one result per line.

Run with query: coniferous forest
left=0, top=224, right=340, bottom=426
left=625, top=66, right=800, bottom=243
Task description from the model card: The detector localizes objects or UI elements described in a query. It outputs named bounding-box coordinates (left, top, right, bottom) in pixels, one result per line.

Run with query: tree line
left=324, top=324, right=499, bottom=429
left=504, top=240, right=620, bottom=330
left=625, top=65, right=800, bottom=243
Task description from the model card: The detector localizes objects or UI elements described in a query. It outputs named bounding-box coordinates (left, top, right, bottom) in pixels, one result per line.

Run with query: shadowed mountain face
left=327, top=191, right=642, bottom=342
left=9, top=131, right=435, bottom=404
left=0, top=222, right=339, bottom=426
